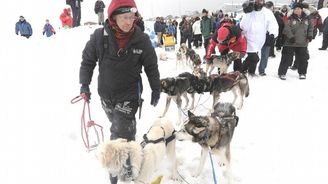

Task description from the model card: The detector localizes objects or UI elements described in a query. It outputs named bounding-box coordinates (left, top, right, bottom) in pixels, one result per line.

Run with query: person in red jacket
left=205, top=22, right=247, bottom=72
left=60, top=8, right=73, bottom=28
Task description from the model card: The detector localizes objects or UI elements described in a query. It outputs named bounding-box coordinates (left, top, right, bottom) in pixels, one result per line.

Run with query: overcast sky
left=135, top=0, right=239, bottom=18
left=134, top=0, right=293, bottom=18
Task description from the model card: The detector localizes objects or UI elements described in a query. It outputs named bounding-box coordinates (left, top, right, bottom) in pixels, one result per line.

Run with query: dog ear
left=187, top=110, right=195, bottom=118
left=193, top=127, right=206, bottom=134
left=161, top=80, right=166, bottom=87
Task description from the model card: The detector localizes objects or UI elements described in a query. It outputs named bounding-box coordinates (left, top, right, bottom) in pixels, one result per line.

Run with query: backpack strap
left=101, top=27, right=109, bottom=62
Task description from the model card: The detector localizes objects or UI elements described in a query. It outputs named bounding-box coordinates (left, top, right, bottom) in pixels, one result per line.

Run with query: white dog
left=96, top=119, right=177, bottom=184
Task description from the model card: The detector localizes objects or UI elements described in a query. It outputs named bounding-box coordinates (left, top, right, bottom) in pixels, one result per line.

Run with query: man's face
left=19, top=17, right=25, bottom=21
left=255, top=0, right=264, bottom=5
left=294, top=7, right=302, bottom=16
left=115, top=12, right=136, bottom=32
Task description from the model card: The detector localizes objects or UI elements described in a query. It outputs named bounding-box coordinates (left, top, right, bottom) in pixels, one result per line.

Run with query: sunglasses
left=117, top=15, right=137, bottom=21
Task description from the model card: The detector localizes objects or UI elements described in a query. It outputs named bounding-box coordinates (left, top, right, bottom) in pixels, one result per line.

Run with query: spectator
left=309, top=10, right=323, bottom=39
left=172, top=19, right=178, bottom=43
left=15, top=16, right=32, bottom=39
left=274, top=6, right=285, bottom=51
left=60, top=8, right=73, bottom=28
left=192, top=16, right=202, bottom=48
left=205, top=21, right=247, bottom=72
left=79, top=1, right=160, bottom=184
left=94, top=0, right=106, bottom=25
left=240, top=0, right=278, bottom=76
left=220, top=14, right=235, bottom=26
left=160, top=17, right=166, bottom=45
left=318, top=16, right=328, bottom=50
left=154, top=17, right=162, bottom=46
left=278, top=3, right=313, bottom=80
left=167, top=20, right=177, bottom=43
left=258, top=1, right=279, bottom=76
left=66, top=0, right=82, bottom=27
left=181, top=19, right=193, bottom=49
left=201, top=9, right=214, bottom=53
left=42, top=19, right=56, bottom=37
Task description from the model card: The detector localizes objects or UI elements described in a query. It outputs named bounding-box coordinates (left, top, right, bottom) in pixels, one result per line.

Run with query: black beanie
left=293, top=2, right=303, bottom=9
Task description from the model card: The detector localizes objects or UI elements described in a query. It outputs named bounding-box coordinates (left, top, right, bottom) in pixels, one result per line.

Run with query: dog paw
left=171, top=174, right=178, bottom=181
left=191, top=171, right=201, bottom=177
left=218, top=161, right=226, bottom=167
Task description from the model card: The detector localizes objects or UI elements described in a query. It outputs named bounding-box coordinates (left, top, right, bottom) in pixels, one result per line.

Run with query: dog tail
left=244, top=76, right=250, bottom=97
left=240, top=73, right=250, bottom=97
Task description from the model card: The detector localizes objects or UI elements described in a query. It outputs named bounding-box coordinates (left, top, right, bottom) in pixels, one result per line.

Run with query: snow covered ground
left=1, top=1, right=328, bottom=184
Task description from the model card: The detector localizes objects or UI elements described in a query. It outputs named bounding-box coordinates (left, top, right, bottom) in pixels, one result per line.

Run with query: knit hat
left=108, top=0, right=138, bottom=18
left=202, top=9, right=208, bottom=14
left=293, top=2, right=303, bottom=9
left=265, top=1, right=274, bottom=9
left=218, top=27, right=230, bottom=43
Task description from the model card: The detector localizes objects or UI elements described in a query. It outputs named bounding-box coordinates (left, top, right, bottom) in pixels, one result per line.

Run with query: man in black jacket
left=79, top=3, right=160, bottom=184
left=66, top=0, right=82, bottom=27
left=94, top=0, right=105, bottom=25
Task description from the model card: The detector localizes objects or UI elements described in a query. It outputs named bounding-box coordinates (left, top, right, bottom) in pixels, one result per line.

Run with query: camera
left=242, top=0, right=255, bottom=13
left=242, top=0, right=264, bottom=13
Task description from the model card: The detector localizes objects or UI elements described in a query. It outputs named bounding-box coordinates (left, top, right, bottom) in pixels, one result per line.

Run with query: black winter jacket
left=79, top=23, right=160, bottom=102
left=94, top=1, right=105, bottom=14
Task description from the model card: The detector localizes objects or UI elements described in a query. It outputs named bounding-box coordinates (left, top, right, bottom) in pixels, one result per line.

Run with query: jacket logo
left=115, top=101, right=132, bottom=114
left=132, top=49, right=143, bottom=55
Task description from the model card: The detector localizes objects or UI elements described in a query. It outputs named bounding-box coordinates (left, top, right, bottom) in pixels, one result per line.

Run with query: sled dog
left=176, top=43, right=189, bottom=69
left=176, top=103, right=239, bottom=184
left=205, top=52, right=241, bottom=75
left=210, top=71, right=249, bottom=109
left=96, top=119, right=177, bottom=184
left=160, top=73, right=196, bottom=124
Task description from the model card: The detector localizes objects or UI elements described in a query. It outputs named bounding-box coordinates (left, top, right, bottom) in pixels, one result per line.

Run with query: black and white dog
left=160, top=72, right=198, bottom=125
left=176, top=103, right=239, bottom=184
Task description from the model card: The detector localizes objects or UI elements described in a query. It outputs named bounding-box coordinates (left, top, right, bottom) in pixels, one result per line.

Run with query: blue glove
left=150, top=90, right=160, bottom=107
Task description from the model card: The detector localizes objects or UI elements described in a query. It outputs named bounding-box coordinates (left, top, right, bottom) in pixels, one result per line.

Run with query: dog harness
left=140, top=126, right=176, bottom=148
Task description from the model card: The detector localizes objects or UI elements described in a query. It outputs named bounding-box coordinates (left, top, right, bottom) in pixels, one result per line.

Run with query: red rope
left=71, top=95, right=104, bottom=150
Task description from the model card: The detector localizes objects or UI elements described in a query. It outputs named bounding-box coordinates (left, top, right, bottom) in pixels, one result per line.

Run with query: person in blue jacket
left=15, top=16, right=33, bottom=38
left=42, top=19, right=56, bottom=37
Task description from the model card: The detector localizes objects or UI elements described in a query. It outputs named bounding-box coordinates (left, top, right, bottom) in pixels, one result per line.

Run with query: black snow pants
left=101, top=98, right=139, bottom=184
left=242, top=52, right=259, bottom=74
left=278, top=46, right=309, bottom=76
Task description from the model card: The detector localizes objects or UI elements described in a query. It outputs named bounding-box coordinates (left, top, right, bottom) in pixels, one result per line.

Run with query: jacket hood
left=63, top=8, right=71, bottom=14
left=107, top=0, right=138, bottom=18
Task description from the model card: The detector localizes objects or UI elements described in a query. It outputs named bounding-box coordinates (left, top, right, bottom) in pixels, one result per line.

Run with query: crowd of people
left=150, top=0, right=327, bottom=80
left=153, top=8, right=239, bottom=53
